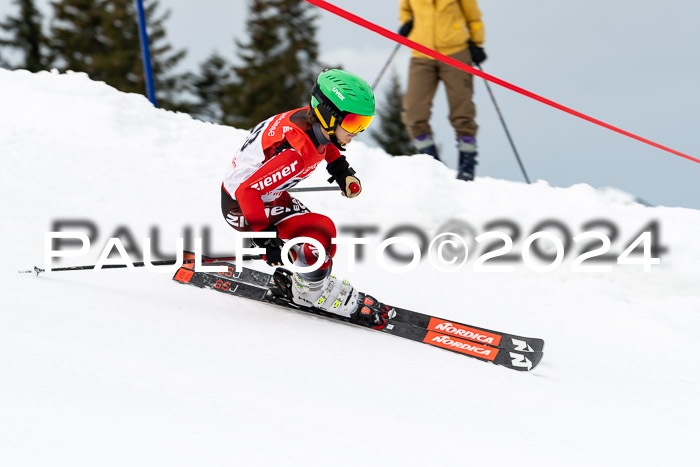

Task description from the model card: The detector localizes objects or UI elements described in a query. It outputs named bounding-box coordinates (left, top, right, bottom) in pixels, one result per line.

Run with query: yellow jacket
left=399, top=0, right=485, bottom=59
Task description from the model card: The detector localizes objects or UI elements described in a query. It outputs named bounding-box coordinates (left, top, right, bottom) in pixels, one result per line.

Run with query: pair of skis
left=172, top=255, right=544, bottom=372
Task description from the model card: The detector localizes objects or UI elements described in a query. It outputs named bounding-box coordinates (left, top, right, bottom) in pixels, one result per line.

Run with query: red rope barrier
left=304, top=0, right=699, bottom=164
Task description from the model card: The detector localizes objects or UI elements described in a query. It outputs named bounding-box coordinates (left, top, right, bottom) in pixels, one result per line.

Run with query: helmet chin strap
left=315, top=120, right=346, bottom=152
left=311, top=122, right=331, bottom=147
left=330, top=133, right=346, bottom=152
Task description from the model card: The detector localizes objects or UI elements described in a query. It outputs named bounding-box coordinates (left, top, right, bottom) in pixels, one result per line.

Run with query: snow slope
left=1, top=69, right=699, bottom=466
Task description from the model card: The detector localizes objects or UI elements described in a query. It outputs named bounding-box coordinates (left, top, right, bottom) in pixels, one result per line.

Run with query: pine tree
left=189, top=52, right=236, bottom=123
left=0, top=0, right=52, bottom=71
left=371, top=72, right=413, bottom=156
left=48, top=0, right=187, bottom=109
left=228, top=0, right=322, bottom=128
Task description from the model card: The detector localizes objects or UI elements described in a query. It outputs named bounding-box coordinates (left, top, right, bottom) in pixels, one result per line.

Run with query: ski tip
left=527, top=351, right=544, bottom=371
left=528, top=338, right=545, bottom=353
left=496, top=349, right=544, bottom=372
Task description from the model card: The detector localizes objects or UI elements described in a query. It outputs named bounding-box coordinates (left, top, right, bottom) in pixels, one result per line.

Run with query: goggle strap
left=312, top=82, right=343, bottom=124
left=314, top=107, right=330, bottom=129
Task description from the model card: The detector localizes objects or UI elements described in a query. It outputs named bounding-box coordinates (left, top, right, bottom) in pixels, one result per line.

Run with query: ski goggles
left=339, top=113, right=374, bottom=134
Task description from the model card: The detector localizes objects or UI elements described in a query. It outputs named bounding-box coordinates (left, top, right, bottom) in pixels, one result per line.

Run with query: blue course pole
left=134, top=0, right=157, bottom=106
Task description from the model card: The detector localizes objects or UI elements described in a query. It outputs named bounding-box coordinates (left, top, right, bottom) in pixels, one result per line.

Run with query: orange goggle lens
left=340, top=113, right=373, bottom=134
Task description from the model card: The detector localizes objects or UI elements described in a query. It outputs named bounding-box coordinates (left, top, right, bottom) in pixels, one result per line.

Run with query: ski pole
left=372, top=43, right=402, bottom=89
left=18, top=255, right=263, bottom=276
left=288, top=186, right=340, bottom=193
left=477, top=64, right=532, bottom=184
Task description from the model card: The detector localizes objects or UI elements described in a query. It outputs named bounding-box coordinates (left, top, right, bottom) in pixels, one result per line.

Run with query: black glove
left=327, top=156, right=362, bottom=198
left=251, top=225, right=286, bottom=266
left=398, top=19, right=413, bottom=37
left=468, top=40, right=487, bottom=66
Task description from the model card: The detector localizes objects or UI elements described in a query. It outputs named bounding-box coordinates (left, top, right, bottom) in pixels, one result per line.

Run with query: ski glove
left=398, top=19, right=413, bottom=37
left=251, top=225, right=287, bottom=267
left=468, top=41, right=487, bottom=66
left=327, top=156, right=362, bottom=198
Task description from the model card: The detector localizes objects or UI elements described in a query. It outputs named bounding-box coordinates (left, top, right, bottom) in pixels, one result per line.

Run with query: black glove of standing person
left=468, top=40, right=487, bottom=66
left=251, top=225, right=286, bottom=266
left=327, top=155, right=362, bottom=198
left=398, top=19, right=413, bottom=37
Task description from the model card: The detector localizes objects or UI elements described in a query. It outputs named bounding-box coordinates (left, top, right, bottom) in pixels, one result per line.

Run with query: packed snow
left=1, top=69, right=699, bottom=466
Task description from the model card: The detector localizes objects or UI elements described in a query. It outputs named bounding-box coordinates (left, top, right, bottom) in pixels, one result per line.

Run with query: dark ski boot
left=412, top=133, right=440, bottom=161
left=457, top=136, right=478, bottom=181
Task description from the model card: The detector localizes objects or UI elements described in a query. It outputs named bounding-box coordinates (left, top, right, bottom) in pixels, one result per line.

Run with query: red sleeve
left=234, top=149, right=305, bottom=231
left=324, top=144, right=342, bottom=164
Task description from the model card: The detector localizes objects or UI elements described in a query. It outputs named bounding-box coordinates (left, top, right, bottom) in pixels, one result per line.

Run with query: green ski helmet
left=310, top=69, right=375, bottom=136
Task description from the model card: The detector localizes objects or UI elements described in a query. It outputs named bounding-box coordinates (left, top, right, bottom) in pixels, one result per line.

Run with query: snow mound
left=1, top=69, right=699, bottom=467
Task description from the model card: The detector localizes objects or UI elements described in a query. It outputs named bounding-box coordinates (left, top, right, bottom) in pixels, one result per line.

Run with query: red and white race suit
left=221, top=107, right=343, bottom=268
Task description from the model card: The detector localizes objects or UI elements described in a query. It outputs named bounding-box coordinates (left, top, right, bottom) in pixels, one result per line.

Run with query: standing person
left=221, top=69, right=390, bottom=329
left=398, top=0, right=487, bottom=181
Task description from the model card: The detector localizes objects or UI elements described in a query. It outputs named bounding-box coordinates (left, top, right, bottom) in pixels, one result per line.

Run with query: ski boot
left=271, top=268, right=389, bottom=329
left=412, top=133, right=440, bottom=161
left=457, top=136, right=478, bottom=181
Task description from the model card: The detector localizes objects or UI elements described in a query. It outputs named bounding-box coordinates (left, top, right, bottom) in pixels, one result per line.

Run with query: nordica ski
left=389, top=307, right=545, bottom=353
left=179, top=253, right=544, bottom=354
left=172, top=261, right=544, bottom=372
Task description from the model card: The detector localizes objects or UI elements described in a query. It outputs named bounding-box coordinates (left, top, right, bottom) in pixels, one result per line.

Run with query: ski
left=389, top=307, right=545, bottom=353
left=172, top=262, right=543, bottom=371
left=181, top=253, right=545, bottom=354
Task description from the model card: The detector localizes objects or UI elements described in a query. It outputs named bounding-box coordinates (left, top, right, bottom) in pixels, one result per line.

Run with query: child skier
left=221, top=69, right=389, bottom=329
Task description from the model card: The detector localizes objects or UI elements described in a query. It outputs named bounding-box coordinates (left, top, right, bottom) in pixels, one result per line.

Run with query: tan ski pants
left=402, top=48, right=478, bottom=139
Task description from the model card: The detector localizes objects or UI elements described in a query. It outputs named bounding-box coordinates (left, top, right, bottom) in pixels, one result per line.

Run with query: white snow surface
left=1, top=69, right=699, bottom=466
